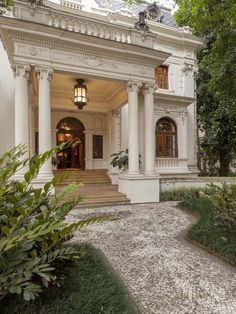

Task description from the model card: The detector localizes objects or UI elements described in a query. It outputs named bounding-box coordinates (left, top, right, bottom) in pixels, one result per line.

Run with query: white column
left=12, top=64, right=31, bottom=174
left=182, top=109, right=188, bottom=159
left=127, top=81, right=142, bottom=175
left=143, top=83, right=156, bottom=175
left=36, top=67, right=54, bottom=178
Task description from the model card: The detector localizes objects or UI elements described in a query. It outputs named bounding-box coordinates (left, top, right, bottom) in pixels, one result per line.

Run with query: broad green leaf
left=24, top=172, right=31, bottom=183
left=1, top=225, right=10, bottom=235
left=34, top=189, right=42, bottom=200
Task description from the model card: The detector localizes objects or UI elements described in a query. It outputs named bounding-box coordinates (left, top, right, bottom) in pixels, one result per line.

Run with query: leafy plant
left=0, top=145, right=108, bottom=301
left=203, top=183, right=236, bottom=230
left=160, top=187, right=205, bottom=202
left=180, top=197, right=236, bottom=265
left=110, top=149, right=129, bottom=170
left=110, top=149, right=141, bottom=171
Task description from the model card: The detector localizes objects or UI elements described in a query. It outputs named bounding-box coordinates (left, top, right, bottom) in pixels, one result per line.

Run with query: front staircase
left=55, top=169, right=130, bottom=207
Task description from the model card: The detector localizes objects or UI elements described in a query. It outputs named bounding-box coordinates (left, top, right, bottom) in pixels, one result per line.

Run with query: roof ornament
left=134, top=11, right=149, bottom=31
left=134, top=2, right=164, bottom=31
left=28, top=0, right=44, bottom=16
left=146, top=3, right=163, bottom=22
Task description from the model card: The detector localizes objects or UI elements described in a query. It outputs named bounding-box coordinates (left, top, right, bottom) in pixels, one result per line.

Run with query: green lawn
left=1, top=244, right=140, bottom=314
left=180, top=197, right=236, bottom=265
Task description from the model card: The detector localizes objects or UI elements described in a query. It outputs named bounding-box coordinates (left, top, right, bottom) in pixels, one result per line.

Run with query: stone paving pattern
left=68, top=202, right=236, bottom=314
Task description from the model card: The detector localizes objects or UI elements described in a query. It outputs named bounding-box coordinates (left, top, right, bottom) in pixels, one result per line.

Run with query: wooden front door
left=56, top=117, right=85, bottom=169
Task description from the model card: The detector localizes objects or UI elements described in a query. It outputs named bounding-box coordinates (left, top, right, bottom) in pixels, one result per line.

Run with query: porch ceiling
left=31, top=72, right=127, bottom=113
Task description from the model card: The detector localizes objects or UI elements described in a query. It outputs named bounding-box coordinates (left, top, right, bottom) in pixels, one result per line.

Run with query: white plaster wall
left=161, top=177, right=236, bottom=191
left=0, top=40, right=15, bottom=154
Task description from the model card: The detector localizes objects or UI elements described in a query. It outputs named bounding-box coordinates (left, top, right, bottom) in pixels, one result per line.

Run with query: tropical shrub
left=0, top=145, right=107, bottom=301
left=110, top=149, right=128, bottom=170
left=203, top=183, right=236, bottom=230
left=110, top=149, right=141, bottom=171
left=160, top=187, right=205, bottom=202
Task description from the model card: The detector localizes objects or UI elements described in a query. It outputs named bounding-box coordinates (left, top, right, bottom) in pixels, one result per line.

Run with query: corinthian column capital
left=127, top=81, right=142, bottom=93
left=35, top=66, right=54, bottom=81
left=143, top=82, right=157, bottom=95
left=11, top=64, right=31, bottom=79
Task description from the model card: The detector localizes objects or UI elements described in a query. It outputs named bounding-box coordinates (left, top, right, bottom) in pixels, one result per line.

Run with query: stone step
left=54, top=170, right=130, bottom=206
left=54, top=169, right=111, bottom=185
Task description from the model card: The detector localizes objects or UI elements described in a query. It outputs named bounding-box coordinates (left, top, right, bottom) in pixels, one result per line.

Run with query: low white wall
left=161, top=177, right=236, bottom=191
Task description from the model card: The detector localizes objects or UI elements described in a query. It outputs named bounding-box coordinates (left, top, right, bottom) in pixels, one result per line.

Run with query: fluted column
left=36, top=67, right=54, bottom=177
left=143, top=83, right=156, bottom=175
left=127, top=81, right=142, bottom=175
left=12, top=64, right=31, bottom=174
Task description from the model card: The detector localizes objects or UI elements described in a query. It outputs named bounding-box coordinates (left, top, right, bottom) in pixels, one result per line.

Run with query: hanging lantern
left=74, top=79, right=87, bottom=109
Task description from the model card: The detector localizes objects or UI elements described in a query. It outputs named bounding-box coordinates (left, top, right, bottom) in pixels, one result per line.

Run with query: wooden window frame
left=155, top=117, right=178, bottom=158
left=155, top=65, right=169, bottom=90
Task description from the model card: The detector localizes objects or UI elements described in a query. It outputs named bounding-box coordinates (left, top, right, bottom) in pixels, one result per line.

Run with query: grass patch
left=180, top=198, right=236, bottom=265
left=1, top=243, right=140, bottom=314
left=160, top=187, right=204, bottom=201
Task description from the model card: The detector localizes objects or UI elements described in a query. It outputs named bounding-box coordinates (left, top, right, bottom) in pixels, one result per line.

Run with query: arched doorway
left=56, top=117, right=85, bottom=169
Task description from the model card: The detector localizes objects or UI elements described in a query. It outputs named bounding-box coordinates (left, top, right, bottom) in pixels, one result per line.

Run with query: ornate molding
left=35, top=66, right=54, bottom=81
left=11, top=64, right=31, bottom=79
left=182, top=62, right=194, bottom=75
left=127, top=81, right=142, bottom=93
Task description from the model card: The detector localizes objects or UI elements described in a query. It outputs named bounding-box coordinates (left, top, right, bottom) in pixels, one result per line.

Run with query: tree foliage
left=0, top=0, right=12, bottom=15
left=175, top=0, right=236, bottom=176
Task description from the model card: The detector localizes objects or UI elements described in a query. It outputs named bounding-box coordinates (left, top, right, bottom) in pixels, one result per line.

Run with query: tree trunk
left=219, top=150, right=230, bottom=176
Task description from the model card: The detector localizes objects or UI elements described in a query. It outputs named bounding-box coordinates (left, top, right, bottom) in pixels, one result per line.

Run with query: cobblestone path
left=69, top=202, right=236, bottom=314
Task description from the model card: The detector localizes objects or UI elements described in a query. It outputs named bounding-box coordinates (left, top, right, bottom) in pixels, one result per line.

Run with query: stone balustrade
left=156, top=158, right=188, bottom=171
left=13, top=0, right=155, bottom=48
left=46, top=13, right=131, bottom=43
left=60, top=0, right=83, bottom=11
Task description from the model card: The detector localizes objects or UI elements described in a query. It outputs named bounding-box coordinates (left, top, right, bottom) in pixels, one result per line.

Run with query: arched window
left=155, top=118, right=178, bottom=158
left=57, top=117, right=85, bottom=132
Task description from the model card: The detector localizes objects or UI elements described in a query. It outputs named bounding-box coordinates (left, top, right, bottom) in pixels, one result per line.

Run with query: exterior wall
left=161, top=177, right=236, bottom=191
left=0, top=40, right=15, bottom=154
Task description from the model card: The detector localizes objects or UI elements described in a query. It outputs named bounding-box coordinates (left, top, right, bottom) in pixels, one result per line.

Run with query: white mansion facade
left=0, top=0, right=203, bottom=203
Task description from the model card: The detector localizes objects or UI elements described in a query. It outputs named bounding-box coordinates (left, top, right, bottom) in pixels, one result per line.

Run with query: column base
left=118, top=173, right=160, bottom=203
left=108, top=168, right=122, bottom=185
left=144, top=170, right=157, bottom=176
left=127, top=171, right=141, bottom=176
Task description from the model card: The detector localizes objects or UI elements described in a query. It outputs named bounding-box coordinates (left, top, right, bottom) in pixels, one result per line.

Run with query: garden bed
left=179, top=198, right=236, bottom=266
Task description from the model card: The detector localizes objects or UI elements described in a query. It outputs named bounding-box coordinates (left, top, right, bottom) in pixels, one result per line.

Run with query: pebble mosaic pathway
left=68, top=202, right=236, bottom=314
